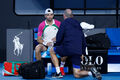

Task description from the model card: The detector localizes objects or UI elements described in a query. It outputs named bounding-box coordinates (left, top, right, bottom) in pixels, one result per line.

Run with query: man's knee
left=73, top=71, right=83, bottom=78
left=73, top=68, right=82, bottom=78
left=50, top=48, right=55, bottom=54
left=74, top=73, right=80, bottom=78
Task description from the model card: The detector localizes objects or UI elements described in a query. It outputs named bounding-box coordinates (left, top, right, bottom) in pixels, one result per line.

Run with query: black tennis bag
left=86, top=33, right=111, bottom=50
left=18, top=60, right=45, bottom=79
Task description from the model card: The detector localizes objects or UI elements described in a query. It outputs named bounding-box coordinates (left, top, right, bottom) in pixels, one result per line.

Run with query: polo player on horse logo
left=13, top=32, right=24, bottom=56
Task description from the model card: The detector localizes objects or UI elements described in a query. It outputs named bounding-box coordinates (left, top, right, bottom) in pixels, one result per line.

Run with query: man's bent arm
left=37, top=36, right=43, bottom=44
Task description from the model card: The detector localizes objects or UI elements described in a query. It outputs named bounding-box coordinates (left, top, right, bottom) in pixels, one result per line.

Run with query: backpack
left=86, top=33, right=111, bottom=50
left=18, top=60, right=45, bottom=79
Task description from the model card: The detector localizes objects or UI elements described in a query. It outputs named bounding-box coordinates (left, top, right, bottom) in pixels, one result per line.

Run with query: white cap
left=45, top=8, right=53, bottom=14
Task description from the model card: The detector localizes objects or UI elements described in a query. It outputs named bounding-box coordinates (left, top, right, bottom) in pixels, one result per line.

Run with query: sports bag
left=86, top=33, right=111, bottom=50
left=18, top=60, right=45, bottom=79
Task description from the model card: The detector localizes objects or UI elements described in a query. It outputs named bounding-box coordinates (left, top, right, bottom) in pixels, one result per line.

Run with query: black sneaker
left=90, top=67, right=102, bottom=80
left=52, top=72, right=63, bottom=78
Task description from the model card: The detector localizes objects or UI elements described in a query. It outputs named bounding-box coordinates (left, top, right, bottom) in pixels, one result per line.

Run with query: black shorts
left=53, top=46, right=81, bottom=69
left=43, top=43, right=57, bottom=49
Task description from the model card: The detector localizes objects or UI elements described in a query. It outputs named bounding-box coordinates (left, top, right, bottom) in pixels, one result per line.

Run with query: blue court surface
left=0, top=63, right=120, bottom=80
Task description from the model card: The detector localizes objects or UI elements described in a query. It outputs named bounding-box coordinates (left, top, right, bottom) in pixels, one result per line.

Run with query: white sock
left=56, top=67, right=60, bottom=74
left=60, top=61, right=65, bottom=67
left=88, top=71, right=92, bottom=76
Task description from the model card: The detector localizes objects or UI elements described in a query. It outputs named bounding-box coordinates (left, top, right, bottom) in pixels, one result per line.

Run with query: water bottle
left=47, top=63, right=52, bottom=75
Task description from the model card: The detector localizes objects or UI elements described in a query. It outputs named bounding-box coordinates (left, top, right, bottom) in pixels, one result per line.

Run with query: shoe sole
left=96, top=73, right=102, bottom=80
left=90, top=67, right=102, bottom=80
left=52, top=75, right=63, bottom=78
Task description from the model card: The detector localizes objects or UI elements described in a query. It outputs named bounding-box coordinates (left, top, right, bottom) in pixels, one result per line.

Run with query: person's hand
left=52, top=37, right=56, bottom=42
left=46, top=42, right=53, bottom=46
left=81, top=55, right=84, bottom=61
